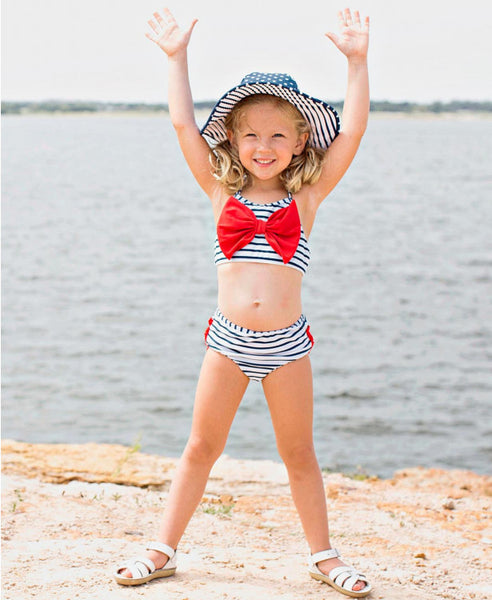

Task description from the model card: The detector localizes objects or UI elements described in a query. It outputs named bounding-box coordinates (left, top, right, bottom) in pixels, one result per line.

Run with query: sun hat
left=200, top=72, right=340, bottom=150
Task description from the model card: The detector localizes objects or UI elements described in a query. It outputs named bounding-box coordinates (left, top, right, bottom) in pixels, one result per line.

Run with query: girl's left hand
left=145, top=7, right=197, bottom=57
left=325, top=8, right=369, bottom=60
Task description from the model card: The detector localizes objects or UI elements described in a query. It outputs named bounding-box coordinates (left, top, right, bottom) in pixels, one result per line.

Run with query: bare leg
left=120, top=349, right=248, bottom=577
left=262, top=356, right=366, bottom=593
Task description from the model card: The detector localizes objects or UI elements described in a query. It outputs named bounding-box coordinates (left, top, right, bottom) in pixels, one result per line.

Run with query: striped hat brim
left=200, top=83, right=340, bottom=150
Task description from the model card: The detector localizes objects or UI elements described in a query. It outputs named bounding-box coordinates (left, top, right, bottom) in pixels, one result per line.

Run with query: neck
left=243, top=177, right=286, bottom=196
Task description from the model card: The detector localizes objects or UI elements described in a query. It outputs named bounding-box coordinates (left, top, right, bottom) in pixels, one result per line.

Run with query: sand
left=1, top=440, right=491, bottom=600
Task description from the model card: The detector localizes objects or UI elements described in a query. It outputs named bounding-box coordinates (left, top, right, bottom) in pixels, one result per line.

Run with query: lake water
left=2, top=113, right=491, bottom=478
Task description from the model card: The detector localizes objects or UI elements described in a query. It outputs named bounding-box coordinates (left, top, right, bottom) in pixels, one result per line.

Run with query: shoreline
left=3, top=109, right=492, bottom=120
left=2, top=440, right=491, bottom=600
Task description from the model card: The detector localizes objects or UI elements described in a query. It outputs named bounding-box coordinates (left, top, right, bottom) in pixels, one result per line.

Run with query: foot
left=118, top=549, right=169, bottom=579
left=317, top=556, right=368, bottom=593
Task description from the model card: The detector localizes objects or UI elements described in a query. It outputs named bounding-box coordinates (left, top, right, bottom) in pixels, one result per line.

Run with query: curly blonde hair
left=209, top=95, right=326, bottom=194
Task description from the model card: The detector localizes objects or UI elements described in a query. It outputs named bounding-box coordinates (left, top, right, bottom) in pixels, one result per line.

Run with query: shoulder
left=209, top=185, right=233, bottom=222
left=294, top=130, right=364, bottom=212
left=292, top=187, right=321, bottom=238
left=294, top=183, right=328, bottom=213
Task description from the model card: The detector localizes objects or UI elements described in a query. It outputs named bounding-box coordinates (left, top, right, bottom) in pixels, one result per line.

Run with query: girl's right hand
left=145, top=7, right=198, bottom=57
left=325, top=8, right=369, bottom=62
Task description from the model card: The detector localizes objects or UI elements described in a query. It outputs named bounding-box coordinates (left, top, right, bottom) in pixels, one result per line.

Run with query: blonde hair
left=209, top=95, right=326, bottom=194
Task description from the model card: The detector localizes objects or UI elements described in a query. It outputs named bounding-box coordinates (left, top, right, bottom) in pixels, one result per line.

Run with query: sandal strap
left=119, top=556, right=156, bottom=578
left=329, top=565, right=369, bottom=590
left=332, top=567, right=368, bottom=583
left=310, top=548, right=340, bottom=565
left=146, top=541, right=176, bottom=560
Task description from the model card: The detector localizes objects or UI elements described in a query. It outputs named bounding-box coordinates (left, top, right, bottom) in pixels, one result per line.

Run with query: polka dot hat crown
left=200, top=72, right=340, bottom=150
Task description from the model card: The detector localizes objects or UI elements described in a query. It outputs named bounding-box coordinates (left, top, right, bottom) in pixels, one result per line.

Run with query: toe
left=315, top=557, right=368, bottom=594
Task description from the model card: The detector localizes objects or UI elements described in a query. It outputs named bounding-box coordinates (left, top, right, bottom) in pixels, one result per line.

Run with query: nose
left=257, top=137, right=272, bottom=151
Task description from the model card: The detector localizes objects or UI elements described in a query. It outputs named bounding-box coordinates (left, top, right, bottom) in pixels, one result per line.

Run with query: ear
left=293, top=132, right=309, bottom=155
left=226, top=129, right=236, bottom=147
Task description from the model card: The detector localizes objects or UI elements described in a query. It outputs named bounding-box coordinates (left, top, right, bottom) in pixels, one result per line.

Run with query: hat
left=200, top=72, right=340, bottom=150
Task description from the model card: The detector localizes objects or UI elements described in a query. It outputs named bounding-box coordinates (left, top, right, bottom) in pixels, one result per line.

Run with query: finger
left=344, top=8, right=353, bottom=26
left=153, top=11, right=165, bottom=27
left=145, top=31, right=157, bottom=43
left=364, top=15, right=370, bottom=31
left=353, top=10, right=361, bottom=27
left=147, top=19, right=159, bottom=35
left=163, top=7, right=177, bottom=24
left=325, top=31, right=339, bottom=46
left=337, top=10, right=345, bottom=28
left=186, top=18, right=198, bottom=36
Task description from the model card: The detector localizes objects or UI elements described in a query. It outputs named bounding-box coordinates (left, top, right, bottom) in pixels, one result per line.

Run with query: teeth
left=256, top=159, right=274, bottom=164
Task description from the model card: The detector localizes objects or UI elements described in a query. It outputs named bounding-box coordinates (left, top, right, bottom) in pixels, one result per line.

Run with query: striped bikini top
left=214, top=191, right=311, bottom=275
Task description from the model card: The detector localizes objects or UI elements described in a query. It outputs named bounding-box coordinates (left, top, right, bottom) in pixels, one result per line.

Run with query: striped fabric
left=205, top=309, right=314, bottom=382
left=201, top=73, right=340, bottom=150
left=214, top=192, right=311, bottom=274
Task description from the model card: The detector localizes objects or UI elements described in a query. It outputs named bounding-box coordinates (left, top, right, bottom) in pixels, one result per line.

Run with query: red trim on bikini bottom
left=306, top=325, right=314, bottom=346
left=204, top=317, right=214, bottom=347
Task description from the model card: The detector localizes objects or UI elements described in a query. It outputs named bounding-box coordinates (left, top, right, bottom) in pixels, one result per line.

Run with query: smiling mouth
left=254, top=159, right=275, bottom=165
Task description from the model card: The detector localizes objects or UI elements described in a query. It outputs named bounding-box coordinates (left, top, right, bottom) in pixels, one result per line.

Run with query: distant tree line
left=370, top=100, right=492, bottom=113
left=1, top=101, right=168, bottom=114
left=2, top=99, right=492, bottom=115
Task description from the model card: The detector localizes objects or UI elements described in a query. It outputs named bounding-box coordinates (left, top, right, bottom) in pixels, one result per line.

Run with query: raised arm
left=146, top=9, right=220, bottom=197
left=306, top=9, right=370, bottom=205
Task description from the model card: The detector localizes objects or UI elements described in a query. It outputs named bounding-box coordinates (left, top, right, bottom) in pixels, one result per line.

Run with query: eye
left=273, top=133, right=285, bottom=138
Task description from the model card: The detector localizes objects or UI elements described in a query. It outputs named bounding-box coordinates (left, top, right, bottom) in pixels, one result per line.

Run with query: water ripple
left=2, top=115, right=492, bottom=477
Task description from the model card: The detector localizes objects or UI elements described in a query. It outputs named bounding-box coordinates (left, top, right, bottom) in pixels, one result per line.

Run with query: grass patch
left=321, top=465, right=378, bottom=481
left=201, top=503, right=234, bottom=517
left=112, top=434, right=142, bottom=477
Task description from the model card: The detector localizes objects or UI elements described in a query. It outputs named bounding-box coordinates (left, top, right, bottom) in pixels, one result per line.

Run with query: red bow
left=217, top=196, right=301, bottom=264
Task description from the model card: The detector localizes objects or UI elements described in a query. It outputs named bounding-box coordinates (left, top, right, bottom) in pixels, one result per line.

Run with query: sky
left=2, top=0, right=492, bottom=104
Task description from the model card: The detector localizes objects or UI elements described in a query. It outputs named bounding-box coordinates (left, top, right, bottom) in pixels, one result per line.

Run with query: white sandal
left=114, top=541, right=177, bottom=586
left=308, top=548, right=372, bottom=598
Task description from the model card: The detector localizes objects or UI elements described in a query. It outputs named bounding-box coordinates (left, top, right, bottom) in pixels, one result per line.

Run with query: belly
left=217, top=262, right=303, bottom=330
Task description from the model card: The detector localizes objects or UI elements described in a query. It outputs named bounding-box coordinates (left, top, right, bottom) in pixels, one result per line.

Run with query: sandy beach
left=2, top=440, right=491, bottom=600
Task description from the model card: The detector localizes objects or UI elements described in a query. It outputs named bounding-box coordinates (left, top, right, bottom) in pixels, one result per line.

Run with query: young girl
left=115, top=7, right=371, bottom=598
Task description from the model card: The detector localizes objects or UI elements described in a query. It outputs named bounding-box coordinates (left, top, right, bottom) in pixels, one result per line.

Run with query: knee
left=183, top=435, right=223, bottom=466
left=278, top=442, right=318, bottom=472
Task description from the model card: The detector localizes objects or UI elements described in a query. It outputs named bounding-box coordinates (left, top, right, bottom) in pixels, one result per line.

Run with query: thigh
left=189, top=349, right=249, bottom=449
left=262, top=355, right=314, bottom=452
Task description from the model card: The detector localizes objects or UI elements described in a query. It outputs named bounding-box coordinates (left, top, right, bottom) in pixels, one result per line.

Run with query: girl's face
left=229, top=100, right=308, bottom=185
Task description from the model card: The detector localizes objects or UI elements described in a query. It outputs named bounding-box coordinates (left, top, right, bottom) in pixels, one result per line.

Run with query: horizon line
left=2, top=98, right=492, bottom=106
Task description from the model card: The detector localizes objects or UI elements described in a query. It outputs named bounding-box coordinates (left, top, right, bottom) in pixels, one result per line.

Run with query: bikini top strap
left=235, top=190, right=293, bottom=202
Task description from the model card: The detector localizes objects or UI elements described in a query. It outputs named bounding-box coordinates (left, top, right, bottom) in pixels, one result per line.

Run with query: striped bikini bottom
left=204, top=309, right=314, bottom=382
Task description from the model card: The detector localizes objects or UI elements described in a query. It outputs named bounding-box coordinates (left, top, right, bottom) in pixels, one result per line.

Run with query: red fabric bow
left=217, top=196, right=301, bottom=264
